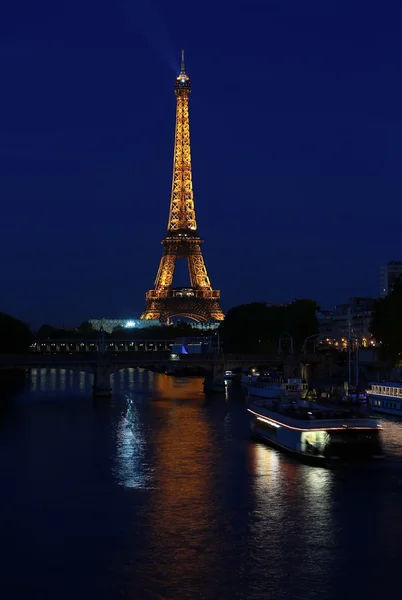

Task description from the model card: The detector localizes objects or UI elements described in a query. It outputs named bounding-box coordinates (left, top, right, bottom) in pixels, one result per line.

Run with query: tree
left=36, top=324, right=74, bottom=340
left=112, top=325, right=126, bottom=339
left=78, top=321, right=93, bottom=332
left=284, top=299, right=319, bottom=352
left=370, top=284, right=402, bottom=365
left=220, top=303, right=281, bottom=353
left=36, top=324, right=57, bottom=339
left=0, top=312, right=32, bottom=353
left=220, top=300, right=319, bottom=354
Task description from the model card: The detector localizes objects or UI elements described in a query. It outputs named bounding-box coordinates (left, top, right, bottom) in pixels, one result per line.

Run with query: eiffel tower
left=141, top=51, right=224, bottom=323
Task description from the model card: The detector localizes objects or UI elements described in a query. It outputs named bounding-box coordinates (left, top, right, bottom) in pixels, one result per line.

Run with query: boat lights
left=248, top=408, right=383, bottom=432
left=257, top=416, right=281, bottom=428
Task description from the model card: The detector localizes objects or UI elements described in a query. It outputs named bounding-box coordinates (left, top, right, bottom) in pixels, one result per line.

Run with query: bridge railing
left=29, top=337, right=216, bottom=353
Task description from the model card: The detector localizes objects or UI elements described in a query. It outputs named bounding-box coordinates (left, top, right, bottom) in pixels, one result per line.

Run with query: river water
left=1, top=368, right=402, bottom=600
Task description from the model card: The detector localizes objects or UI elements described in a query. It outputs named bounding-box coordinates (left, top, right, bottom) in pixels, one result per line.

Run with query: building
left=380, top=261, right=402, bottom=297
left=89, top=318, right=159, bottom=334
left=88, top=317, right=220, bottom=334
left=317, top=297, right=376, bottom=349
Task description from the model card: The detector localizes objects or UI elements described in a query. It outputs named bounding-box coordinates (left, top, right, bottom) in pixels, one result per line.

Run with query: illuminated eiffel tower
left=141, top=51, right=224, bottom=323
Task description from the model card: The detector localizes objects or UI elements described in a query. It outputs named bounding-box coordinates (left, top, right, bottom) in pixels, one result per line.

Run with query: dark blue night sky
left=1, top=0, right=401, bottom=327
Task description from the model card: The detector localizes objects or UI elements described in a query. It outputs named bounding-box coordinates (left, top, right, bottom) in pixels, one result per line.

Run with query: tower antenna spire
left=181, top=48, right=185, bottom=73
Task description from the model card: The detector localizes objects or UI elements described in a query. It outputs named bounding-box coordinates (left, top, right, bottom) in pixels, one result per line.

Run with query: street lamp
left=278, top=332, right=294, bottom=354
left=303, top=334, right=320, bottom=355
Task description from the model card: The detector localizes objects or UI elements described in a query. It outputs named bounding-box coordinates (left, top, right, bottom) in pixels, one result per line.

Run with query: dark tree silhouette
left=0, top=312, right=32, bottom=353
left=220, top=300, right=319, bottom=354
left=370, top=283, right=402, bottom=365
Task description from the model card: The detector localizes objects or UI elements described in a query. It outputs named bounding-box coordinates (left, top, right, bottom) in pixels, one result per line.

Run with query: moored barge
left=248, top=397, right=383, bottom=464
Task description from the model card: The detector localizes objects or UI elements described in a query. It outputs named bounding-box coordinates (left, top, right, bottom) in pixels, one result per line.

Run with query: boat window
left=301, top=431, right=327, bottom=455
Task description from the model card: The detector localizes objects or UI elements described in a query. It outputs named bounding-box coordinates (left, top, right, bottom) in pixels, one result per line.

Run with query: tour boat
left=367, top=382, right=402, bottom=416
left=248, top=397, right=383, bottom=464
left=246, top=376, right=309, bottom=400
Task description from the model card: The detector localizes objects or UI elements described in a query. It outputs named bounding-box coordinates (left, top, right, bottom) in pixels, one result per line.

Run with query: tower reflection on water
left=144, top=374, right=218, bottom=596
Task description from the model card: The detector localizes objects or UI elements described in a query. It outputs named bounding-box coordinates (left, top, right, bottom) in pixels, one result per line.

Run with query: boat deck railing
left=251, top=399, right=374, bottom=424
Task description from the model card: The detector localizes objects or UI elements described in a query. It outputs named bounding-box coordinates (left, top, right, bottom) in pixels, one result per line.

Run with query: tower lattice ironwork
left=141, top=51, right=224, bottom=323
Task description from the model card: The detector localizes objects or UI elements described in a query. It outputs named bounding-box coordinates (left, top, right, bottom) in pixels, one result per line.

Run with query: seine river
left=1, top=368, right=402, bottom=599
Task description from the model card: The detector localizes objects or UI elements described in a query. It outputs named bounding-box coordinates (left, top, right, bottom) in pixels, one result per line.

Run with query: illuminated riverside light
left=125, top=321, right=136, bottom=328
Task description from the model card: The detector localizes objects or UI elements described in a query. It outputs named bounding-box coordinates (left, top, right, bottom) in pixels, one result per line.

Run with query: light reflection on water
left=243, top=443, right=335, bottom=598
left=2, top=370, right=402, bottom=599
left=27, top=367, right=93, bottom=397
left=113, top=400, right=152, bottom=489
left=378, top=415, right=402, bottom=460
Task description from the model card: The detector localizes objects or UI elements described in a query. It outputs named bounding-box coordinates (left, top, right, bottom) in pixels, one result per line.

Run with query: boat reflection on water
left=244, top=442, right=335, bottom=597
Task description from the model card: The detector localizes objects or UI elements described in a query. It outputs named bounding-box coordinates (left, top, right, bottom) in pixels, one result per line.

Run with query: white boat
left=248, top=397, right=384, bottom=463
left=246, top=377, right=309, bottom=400
left=367, top=382, right=402, bottom=416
